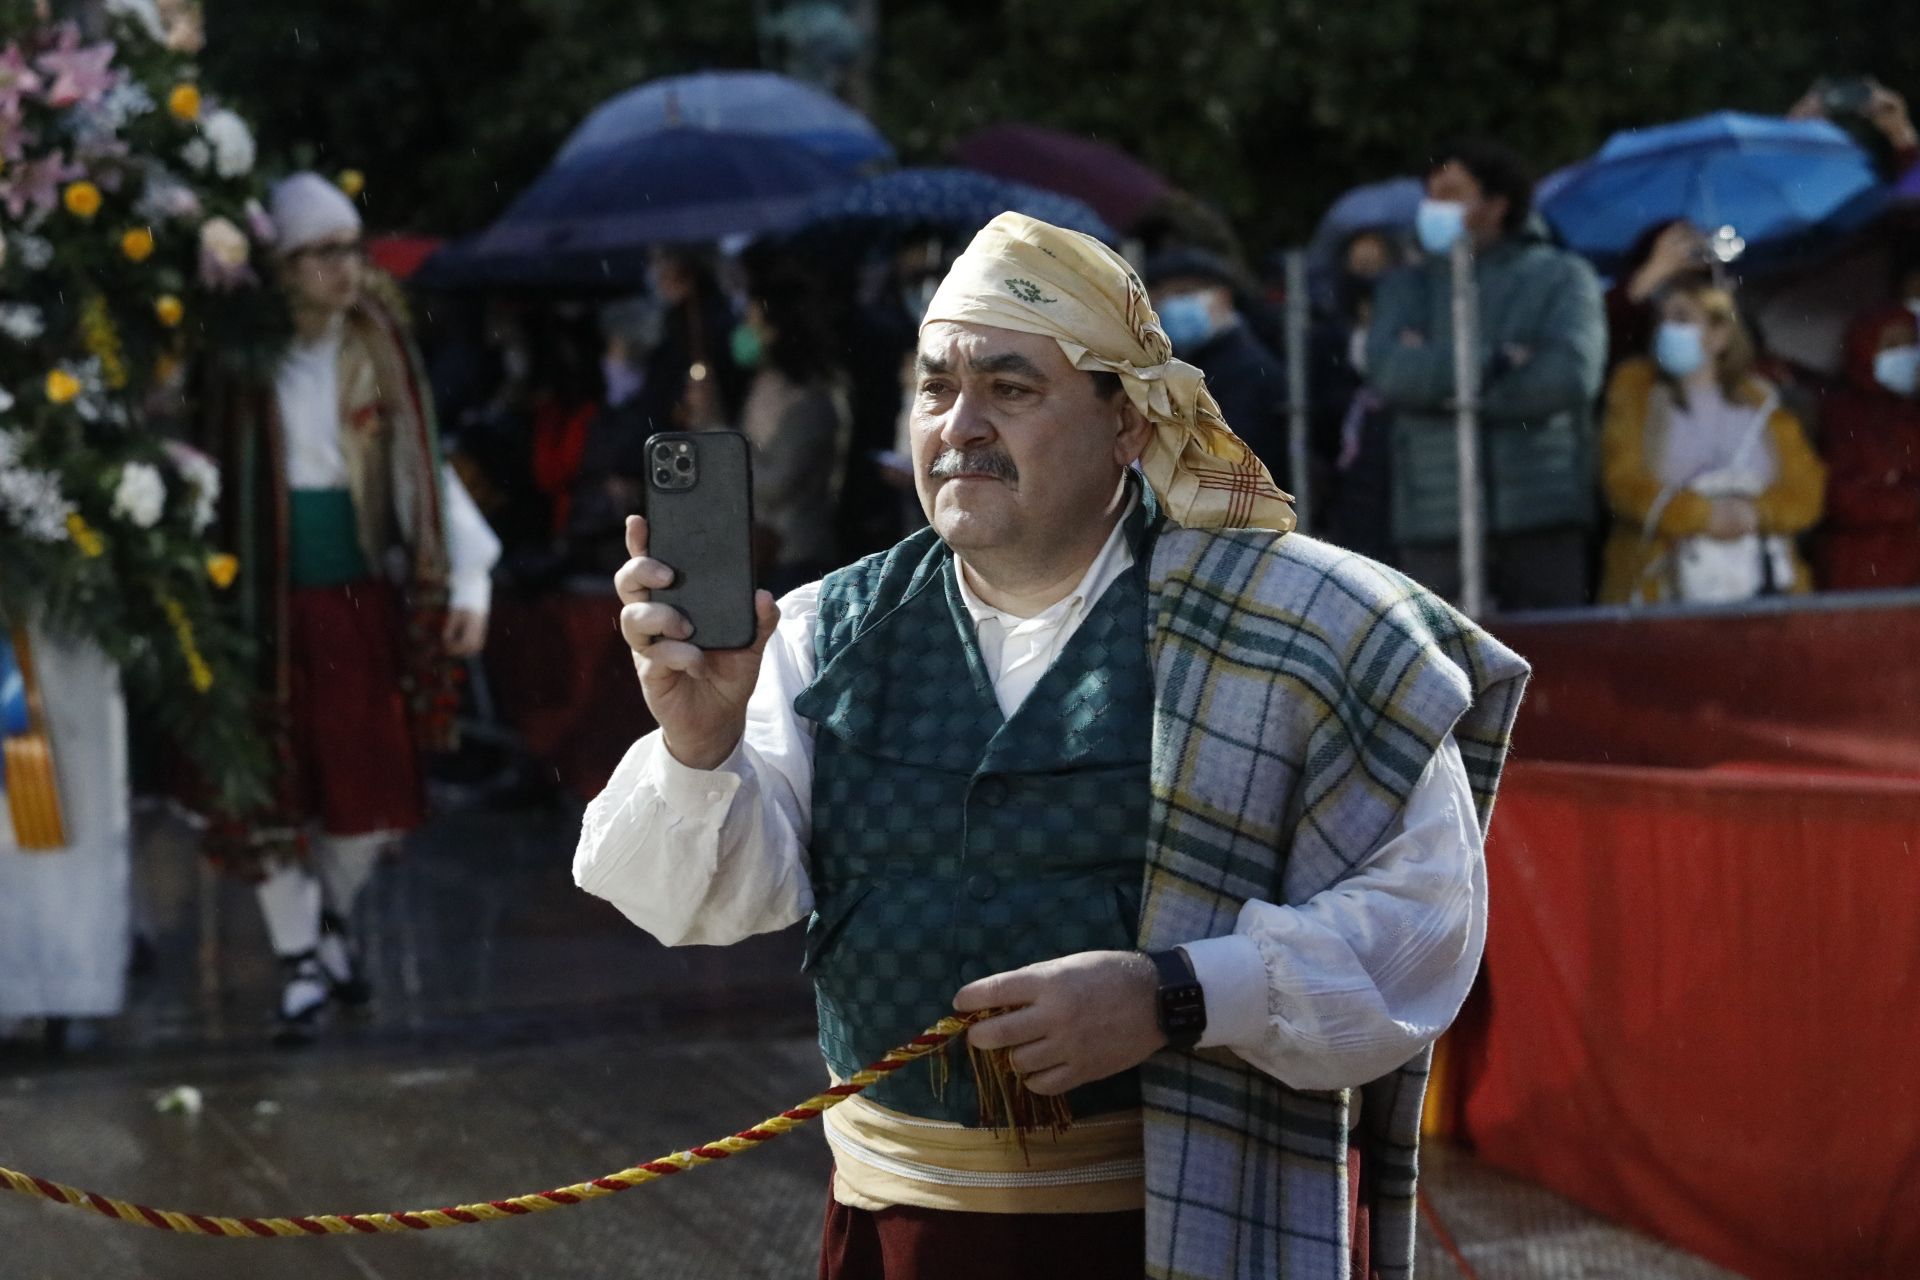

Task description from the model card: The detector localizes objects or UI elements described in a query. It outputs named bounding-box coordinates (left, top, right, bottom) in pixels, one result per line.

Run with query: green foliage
left=0, top=1, right=281, bottom=815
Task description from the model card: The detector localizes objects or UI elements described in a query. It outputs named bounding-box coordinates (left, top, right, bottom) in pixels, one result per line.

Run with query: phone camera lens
left=673, top=455, right=693, bottom=473
left=653, top=445, right=672, bottom=463
left=654, top=467, right=672, bottom=486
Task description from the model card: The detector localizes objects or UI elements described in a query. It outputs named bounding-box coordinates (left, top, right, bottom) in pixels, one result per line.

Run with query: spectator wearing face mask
left=1597, top=281, right=1824, bottom=606
left=1817, top=296, right=1920, bottom=591
left=1144, top=247, right=1290, bottom=484
left=1367, top=138, right=1607, bottom=611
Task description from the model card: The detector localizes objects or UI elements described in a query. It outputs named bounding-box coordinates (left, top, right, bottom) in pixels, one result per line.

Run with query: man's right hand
left=616, top=514, right=780, bottom=771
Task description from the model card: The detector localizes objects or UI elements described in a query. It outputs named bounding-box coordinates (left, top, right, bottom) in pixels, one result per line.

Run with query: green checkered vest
left=793, top=512, right=1158, bottom=1125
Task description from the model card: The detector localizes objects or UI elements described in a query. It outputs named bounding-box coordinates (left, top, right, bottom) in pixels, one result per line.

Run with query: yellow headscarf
left=922, top=212, right=1296, bottom=532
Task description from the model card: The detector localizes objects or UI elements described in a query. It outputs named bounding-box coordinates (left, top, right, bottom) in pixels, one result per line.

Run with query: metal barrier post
left=1450, top=234, right=1486, bottom=618
left=1283, top=249, right=1312, bottom=532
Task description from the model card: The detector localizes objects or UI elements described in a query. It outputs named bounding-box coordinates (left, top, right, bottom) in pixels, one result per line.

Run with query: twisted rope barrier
left=0, top=1011, right=985, bottom=1238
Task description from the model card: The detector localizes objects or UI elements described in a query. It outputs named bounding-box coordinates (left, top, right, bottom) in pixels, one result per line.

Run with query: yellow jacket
left=1598, top=358, right=1825, bottom=604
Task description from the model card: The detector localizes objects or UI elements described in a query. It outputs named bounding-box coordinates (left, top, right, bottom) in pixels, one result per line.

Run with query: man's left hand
left=954, top=951, right=1166, bottom=1097
left=444, top=608, right=489, bottom=658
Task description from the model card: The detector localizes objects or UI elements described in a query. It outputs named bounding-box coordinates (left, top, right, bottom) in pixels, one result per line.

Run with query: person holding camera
left=575, top=213, right=1529, bottom=1279
left=1789, top=77, right=1919, bottom=179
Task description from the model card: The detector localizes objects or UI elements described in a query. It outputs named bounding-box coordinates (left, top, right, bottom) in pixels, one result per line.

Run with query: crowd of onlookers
left=423, top=87, right=1920, bottom=617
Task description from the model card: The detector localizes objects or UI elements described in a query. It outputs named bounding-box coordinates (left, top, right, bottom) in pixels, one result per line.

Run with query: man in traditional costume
left=203, top=173, right=498, bottom=1045
left=576, top=213, right=1528, bottom=1279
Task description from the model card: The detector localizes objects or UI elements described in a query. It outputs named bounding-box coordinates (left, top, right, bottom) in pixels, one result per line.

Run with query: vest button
left=973, top=776, right=1009, bottom=807
left=967, top=873, right=998, bottom=901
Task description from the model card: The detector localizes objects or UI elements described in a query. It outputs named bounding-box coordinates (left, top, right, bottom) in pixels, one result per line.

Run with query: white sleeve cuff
left=448, top=568, right=493, bottom=616
left=646, top=736, right=748, bottom=823
left=1179, top=933, right=1270, bottom=1052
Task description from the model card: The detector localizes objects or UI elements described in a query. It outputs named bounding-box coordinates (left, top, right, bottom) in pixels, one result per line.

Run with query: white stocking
left=254, top=860, right=322, bottom=958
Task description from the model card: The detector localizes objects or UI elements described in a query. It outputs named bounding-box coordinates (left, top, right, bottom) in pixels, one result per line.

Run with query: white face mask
left=1874, top=344, right=1920, bottom=397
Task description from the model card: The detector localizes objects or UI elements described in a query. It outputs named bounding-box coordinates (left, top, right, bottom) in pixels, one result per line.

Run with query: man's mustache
left=928, top=448, right=1019, bottom=485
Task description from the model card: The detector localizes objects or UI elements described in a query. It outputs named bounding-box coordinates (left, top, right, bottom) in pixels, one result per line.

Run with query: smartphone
left=1819, top=76, right=1875, bottom=117
left=644, top=431, right=757, bottom=650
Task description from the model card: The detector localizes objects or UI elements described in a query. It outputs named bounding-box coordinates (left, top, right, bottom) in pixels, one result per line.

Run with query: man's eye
left=994, top=383, right=1032, bottom=399
left=919, top=381, right=952, bottom=397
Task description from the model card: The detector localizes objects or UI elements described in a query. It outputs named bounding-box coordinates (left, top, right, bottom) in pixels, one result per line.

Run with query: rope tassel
left=0, top=1012, right=1016, bottom=1238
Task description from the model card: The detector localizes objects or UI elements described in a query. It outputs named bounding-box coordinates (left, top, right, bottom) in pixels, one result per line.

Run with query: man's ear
left=1113, top=397, right=1153, bottom=467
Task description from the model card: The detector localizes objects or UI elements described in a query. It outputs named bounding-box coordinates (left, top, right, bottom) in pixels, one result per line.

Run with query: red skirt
left=286, top=581, right=425, bottom=838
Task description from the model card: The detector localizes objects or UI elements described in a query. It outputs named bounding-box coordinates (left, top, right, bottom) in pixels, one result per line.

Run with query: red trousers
left=819, top=1187, right=1144, bottom=1280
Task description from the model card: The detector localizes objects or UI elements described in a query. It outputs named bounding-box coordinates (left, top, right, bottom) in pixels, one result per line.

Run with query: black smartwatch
left=1148, top=947, right=1207, bottom=1050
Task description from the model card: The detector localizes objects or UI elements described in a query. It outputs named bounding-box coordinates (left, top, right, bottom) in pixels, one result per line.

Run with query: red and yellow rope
left=0, top=1012, right=985, bottom=1238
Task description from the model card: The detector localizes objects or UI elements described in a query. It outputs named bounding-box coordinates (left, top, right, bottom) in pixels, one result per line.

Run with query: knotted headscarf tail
left=922, top=212, right=1297, bottom=532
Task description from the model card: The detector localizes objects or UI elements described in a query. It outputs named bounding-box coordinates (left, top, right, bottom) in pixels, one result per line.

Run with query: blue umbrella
left=785, top=167, right=1117, bottom=243
left=421, top=128, right=851, bottom=289
left=1539, top=112, right=1884, bottom=270
left=1306, top=176, right=1423, bottom=310
left=556, top=70, right=893, bottom=173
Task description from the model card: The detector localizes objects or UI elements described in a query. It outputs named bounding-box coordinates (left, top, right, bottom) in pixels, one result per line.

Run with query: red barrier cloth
left=1495, top=595, right=1920, bottom=775
left=1460, top=760, right=1920, bottom=1280
left=485, top=590, right=655, bottom=800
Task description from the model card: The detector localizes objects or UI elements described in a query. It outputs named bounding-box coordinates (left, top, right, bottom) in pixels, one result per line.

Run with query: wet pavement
left=0, top=797, right=1732, bottom=1278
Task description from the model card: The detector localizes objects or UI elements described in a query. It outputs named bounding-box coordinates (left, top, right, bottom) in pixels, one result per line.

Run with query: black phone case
left=645, top=431, right=757, bottom=650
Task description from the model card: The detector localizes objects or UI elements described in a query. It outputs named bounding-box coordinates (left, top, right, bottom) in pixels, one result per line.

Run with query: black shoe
left=318, top=911, right=372, bottom=1009
left=272, top=953, right=330, bottom=1048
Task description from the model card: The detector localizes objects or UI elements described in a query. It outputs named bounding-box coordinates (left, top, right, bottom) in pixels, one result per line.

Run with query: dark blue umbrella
left=786, top=167, right=1117, bottom=243
left=556, top=70, right=893, bottom=173
left=1539, top=112, right=1883, bottom=271
left=420, top=128, right=852, bottom=290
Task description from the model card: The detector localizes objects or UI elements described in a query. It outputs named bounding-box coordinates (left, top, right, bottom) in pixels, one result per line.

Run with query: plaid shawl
left=1138, top=527, right=1528, bottom=1280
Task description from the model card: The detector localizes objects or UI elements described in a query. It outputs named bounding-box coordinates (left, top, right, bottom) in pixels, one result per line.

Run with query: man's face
left=279, top=229, right=363, bottom=316
left=1427, top=162, right=1508, bottom=248
left=1344, top=232, right=1393, bottom=282
left=911, top=321, right=1142, bottom=558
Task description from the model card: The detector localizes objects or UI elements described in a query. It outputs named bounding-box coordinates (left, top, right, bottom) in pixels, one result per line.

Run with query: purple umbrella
left=953, top=124, right=1170, bottom=233
left=1898, top=162, right=1920, bottom=202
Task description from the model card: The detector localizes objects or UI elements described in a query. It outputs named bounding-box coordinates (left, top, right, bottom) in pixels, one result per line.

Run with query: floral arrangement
left=0, top=0, right=284, bottom=815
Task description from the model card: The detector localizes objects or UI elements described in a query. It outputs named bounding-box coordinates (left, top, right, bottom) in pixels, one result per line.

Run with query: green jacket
left=1366, top=227, right=1605, bottom=543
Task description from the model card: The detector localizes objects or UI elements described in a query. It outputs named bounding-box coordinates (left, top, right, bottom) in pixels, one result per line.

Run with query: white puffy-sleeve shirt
left=575, top=519, right=1487, bottom=1092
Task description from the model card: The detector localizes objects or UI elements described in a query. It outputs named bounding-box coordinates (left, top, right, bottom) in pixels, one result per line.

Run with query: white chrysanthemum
left=165, top=442, right=221, bottom=533
left=105, top=0, right=167, bottom=42
left=98, top=81, right=156, bottom=129
left=203, top=109, right=255, bottom=178
left=180, top=137, right=211, bottom=172
left=0, top=466, right=75, bottom=542
left=13, top=235, right=53, bottom=271
left=112, top=462, right=167, bottom=530
left=0, top=429, right=22, bottom=468
left=0, top=304, right=46, bottom=343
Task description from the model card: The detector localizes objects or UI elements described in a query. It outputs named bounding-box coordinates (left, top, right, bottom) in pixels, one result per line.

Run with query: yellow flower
left=336, top=169, right=365, bottom=198
left=154, top=295, right=185, bottom=328
left=206, top=553, right=239, bottom=589
left=168, top=84, right=201, bottom=121
left=66, top=513, right=105, bottom=558
left=45, top=369, right=81, bottom=404
left=63, top=181, right=102, bottom=219
left=122, top=227, right=156, bottom=262
left=159, top=595, right=214, bottom=693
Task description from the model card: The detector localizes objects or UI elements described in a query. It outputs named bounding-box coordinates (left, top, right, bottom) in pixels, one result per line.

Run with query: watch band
left=1148, top=947, right=1207, bottom=1050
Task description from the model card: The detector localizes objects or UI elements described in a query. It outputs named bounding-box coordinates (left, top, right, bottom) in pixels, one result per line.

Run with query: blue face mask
left=1874, top=344, right=1920, bottom=397
left=1157, top=293, right=1216, bottom=353
left=1656, top=321, right=1707, bottom=378
left=1415, top=199, right=1468, bottom=256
